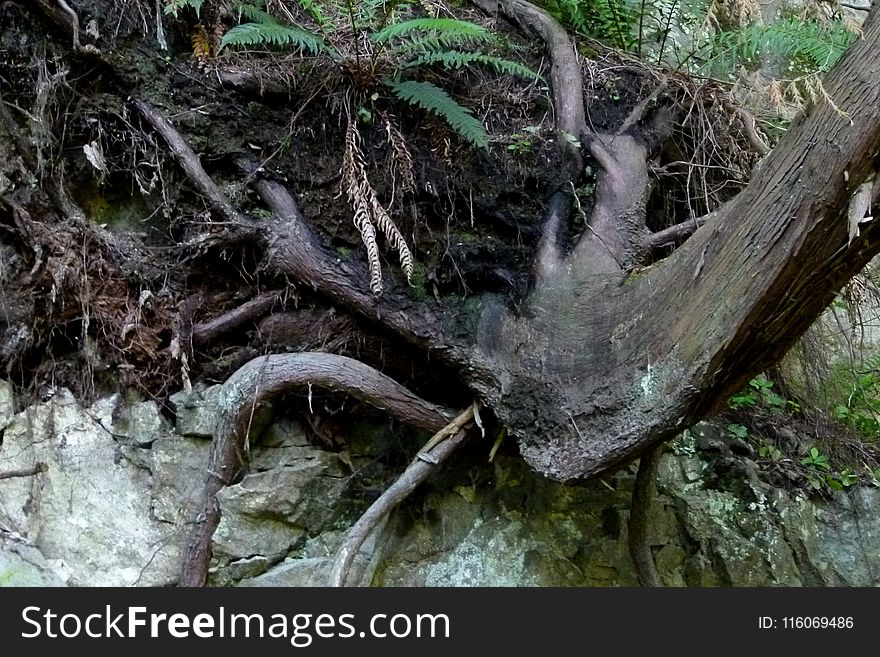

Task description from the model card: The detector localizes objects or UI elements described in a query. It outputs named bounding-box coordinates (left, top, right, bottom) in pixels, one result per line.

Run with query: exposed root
left=328, top=405, right=475, bottom=587
left=132, top=97, right=454, bottom=361
left=728, top=104, right=770, bottom=157
left=0, top=84, right=89, bottom=228
left=132, top=98, right=249, bottom=228
left=628, top=445, right=662, bottom=587
left=192, top=291, right=285, bottom=348
left=0, top=462, right=48, bottom=481
left=179, top=352, right=452, bottom=587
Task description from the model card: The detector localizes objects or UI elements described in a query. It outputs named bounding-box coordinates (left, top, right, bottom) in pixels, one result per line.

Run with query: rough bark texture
left=465, top=2, right=880, bottom=482
left=628, top=446, right=662, bottom=587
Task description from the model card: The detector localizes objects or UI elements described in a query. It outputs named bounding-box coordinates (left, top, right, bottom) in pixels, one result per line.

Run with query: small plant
left=726, top=423, right=748, bottom=439
left=727, top=374, right=793, bottom=413
left=801, top=446, right=830, bottom=471
left=507, top=126, right=542, bottom=156
left=832, top=361, right=880, bottom=438
left=758, top=442, right=782, bottom=462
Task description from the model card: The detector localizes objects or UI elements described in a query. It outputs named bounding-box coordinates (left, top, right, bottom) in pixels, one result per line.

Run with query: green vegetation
left=831, top=353, right=880, bottom=439
left=535, top=0, right=854, bottom=76
left=168, top=1, right=539, bottom=150
left=723, top=371, right=879, bottom=495
left=727, top=374, right=796, bottom=414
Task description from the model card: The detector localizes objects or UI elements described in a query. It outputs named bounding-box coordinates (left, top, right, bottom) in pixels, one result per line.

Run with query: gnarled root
left=328, top=405, right=475, bottom=587
left=628, top=445, right=662, bottom=587
left=178, top=352, right=452, bottom=587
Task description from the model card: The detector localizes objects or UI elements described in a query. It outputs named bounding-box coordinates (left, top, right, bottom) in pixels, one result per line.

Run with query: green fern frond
left=220, top=21, right=326, bottom=53
left=372, top=18, right=494, bottom=48
left=404, top=51, right=542, bottom=81
left=709, top=19, right=855, bottom=73
left=385, top=79, right=489, bottom=150
left=294, top=0, right=334, bottom=31
left=164, top=0, right=205, bottom=18
left=860, top=350, right=880, bottom=375
left=236, top=3, right=275, bottom=25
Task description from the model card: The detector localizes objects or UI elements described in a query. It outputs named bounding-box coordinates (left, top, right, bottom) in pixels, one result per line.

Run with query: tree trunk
left=467, top=3, right=880, bottom=481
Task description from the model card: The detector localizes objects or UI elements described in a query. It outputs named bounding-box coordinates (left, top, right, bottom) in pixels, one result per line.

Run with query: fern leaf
left=386, top=79, right=488, bottom=150
left=236, top=3, right=275, bottom=25
left=404, top=50, right=542, bottom=81
left=164, top=0, right=205, bottom=18
left=706, top=18, right=855, bottom=74
left=372, top=18, right=494, bottom=48
left=219, top=21, right=325, bottom=53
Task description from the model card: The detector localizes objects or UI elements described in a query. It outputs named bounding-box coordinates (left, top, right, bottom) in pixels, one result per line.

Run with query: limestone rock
left=0, top=534, right=67, bottom=586
left=168, top=385, right=222, bottom=438
left=0, top=389, right=182, bottom=586
left=0, top=379, right=13, bottom=431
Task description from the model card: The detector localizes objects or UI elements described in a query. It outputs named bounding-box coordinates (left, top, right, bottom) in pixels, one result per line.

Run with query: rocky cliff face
left=1, top=382, right=878, bottom=587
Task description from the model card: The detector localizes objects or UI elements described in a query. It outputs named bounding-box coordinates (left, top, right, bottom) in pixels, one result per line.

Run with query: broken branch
left=0, top=462, right=49, bottom=481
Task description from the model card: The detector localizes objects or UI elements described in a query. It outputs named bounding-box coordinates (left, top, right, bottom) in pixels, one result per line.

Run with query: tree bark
left=468, top=2, right=880, bottom=481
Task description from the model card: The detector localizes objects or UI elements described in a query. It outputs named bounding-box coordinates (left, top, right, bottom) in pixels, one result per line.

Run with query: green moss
left=75, top=180, right=153, bottom=233
left=405, top=262, right=430, bottom=301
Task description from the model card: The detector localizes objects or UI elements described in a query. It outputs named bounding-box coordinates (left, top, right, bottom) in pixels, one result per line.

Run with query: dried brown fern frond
left=383, top=114, right=415, bottom=199
left=342, top=117, right=415, bottom=296
left=192, top=25, right=213, bottom=64
left=343, top=120, right=383, bottom=295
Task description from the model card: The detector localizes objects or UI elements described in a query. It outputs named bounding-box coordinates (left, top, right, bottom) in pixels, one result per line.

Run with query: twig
left=328, top=405, right=475, bottom=587
left=0, top=462, right=48, bottom=481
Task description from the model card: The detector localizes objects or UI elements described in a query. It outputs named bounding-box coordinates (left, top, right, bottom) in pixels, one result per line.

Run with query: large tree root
left=628, top=445, right=662, bottom=587
left=328, top=405, right=475, bottom=587
left=134, top=98, right=466, bottom=370
left=179, top=352, right=452, bottom=587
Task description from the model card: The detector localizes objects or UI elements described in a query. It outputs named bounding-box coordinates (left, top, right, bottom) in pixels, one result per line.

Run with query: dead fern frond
left=343, top=120, right=383, bottom=295
left=383, top=113, right=415, bottom=198
left=342, top=117, right=415, bottom=296
left=192, top=25, right=213, bottom=63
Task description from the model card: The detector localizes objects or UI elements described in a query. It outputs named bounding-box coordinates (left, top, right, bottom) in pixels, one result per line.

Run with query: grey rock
left=0, top=379, right=13, bottom=431
left=212, top=450, right=349, bottom=568
left=0, top=535, right=67, bottom=586
left=150, top=434, right=212, bottom=524
left=113, top=399, right=171, bottom=446
left=209, top=555, right=272, bottom=586
left=169, top=385, right=222, bottom=438
left=0, top=389, right=183, bottom=586
left=813, top=487, right=880, bottom=585
left=237, top=557, right=331, bottom=587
